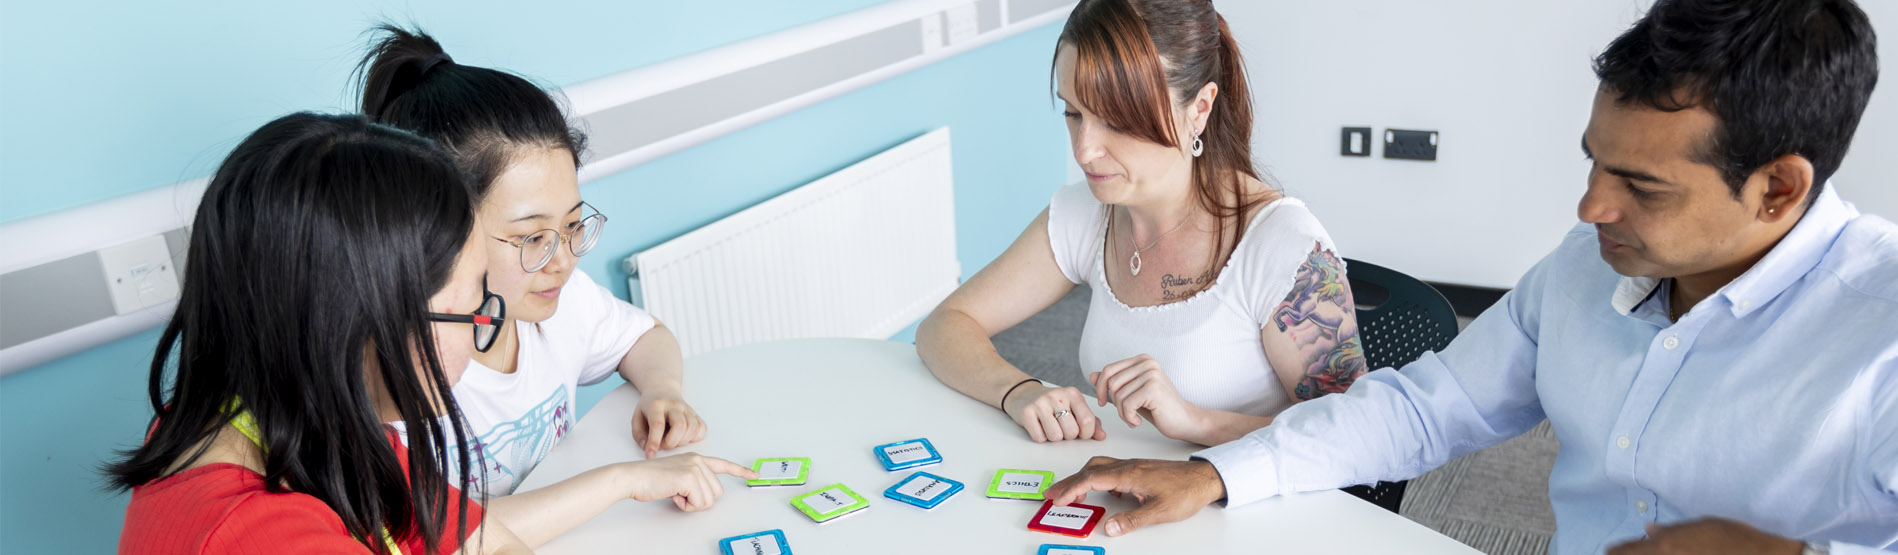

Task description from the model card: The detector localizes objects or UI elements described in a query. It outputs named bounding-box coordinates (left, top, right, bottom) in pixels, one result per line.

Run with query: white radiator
left=624, top=128, right=960, bottom=356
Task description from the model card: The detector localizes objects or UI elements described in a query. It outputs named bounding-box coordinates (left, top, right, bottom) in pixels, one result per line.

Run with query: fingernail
left=1107, top=521, right=1122, bottom=536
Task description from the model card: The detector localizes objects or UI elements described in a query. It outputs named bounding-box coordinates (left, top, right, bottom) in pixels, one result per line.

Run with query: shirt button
left=1663, top=336, right=1680, bottom=350
left=1617, top=436, right=1631, bottom=449
left=1636, top=500, right=1649, bottom=512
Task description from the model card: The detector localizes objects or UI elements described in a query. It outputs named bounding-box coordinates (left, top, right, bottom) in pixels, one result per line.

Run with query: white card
left=1039, top=506, right=1093, bottom=529
left=1047, top=549, right=1095, bottom=555
left=758, top=460, right=802, bottom=480
left=883, top=442, right=931, bottom=464
left=802, top=488, right=855, bottom=514
left=726, top=535, right=783, bottom=555
left=896, top=477, right=948, bottom=500
left=997, top=473, right=1045, bottom=493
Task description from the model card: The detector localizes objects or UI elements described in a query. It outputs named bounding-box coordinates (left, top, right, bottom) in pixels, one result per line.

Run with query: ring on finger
left=1052, top=409, right=1072, bottom=418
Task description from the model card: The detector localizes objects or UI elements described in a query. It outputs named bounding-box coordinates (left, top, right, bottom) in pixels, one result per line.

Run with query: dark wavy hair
left=1594, top=0, right=1878, bottom=203
left=106, top=112, right=478, bottom=553
left=355, top=24, right=588, bottom=201
left=1057, top=0, right=1263, bottom=280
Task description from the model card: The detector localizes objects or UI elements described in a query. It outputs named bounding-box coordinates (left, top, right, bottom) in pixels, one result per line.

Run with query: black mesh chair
left=1335, top=258, right=1460, bottom=514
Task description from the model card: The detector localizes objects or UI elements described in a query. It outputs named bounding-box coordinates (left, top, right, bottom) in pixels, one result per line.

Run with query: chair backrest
left=1344, top=258, right=1459, bottom=370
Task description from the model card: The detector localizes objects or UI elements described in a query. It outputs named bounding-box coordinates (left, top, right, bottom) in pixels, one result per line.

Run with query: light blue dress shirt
left=1196, top=186, right=1898, bottom=554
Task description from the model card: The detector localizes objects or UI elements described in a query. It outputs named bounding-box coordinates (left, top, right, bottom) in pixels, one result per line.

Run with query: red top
left=119, top=431, right=485, bottom=555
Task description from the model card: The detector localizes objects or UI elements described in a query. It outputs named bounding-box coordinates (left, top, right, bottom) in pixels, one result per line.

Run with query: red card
left=1025, top=499, right=1104, bottom=538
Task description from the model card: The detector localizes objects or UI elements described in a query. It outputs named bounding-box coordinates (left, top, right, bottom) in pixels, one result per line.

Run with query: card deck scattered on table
left=882, top=471, right=964, bottom=510
left=986, top=468, right=1055, bottom=500
left=872, top=438, right=942, bottom=471
left=1026, top=499, right=1104, bottom=538
left=746, top=457, right=811, bottom=487
left=718, top=529, right=792, bottom=555
left=1037, top=545, right=1105, bottom=555
left=790, top=483, right=870, bottom=523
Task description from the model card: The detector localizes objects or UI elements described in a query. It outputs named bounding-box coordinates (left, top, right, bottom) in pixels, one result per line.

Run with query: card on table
left=872, top=438, right=942, bottom=471
left=746, top=457, right=811, bottom=487
left=789, top=483, right=870, bottom=523
left=1037, top=545, right=1106, bottom=555
left=718, top=529, right=792, bottom=555
left=986, top=468, right=1056, bottom=500
left=882, top=471, right=964, bottom=510
left=1025, top=499, right=1105, bottom=538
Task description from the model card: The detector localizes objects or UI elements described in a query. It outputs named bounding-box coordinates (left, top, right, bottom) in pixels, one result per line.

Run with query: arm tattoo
left=1272, top=243, right=1369, bottom=400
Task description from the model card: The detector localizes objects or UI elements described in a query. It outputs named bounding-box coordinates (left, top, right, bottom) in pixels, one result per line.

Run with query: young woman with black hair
left=356, top=26, right=755, bottom=547
left=110, top=112, right=528, bottom=554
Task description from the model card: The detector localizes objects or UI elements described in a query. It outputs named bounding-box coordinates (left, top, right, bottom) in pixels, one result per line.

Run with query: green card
left=790, top=483, right=870, bottom=523
left=746, top=457, right=812, bottom=487
left=986, top=469, right=1055, bottom=500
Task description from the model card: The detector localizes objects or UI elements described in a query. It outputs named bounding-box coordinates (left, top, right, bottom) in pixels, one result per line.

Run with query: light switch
left=1341, top=127, right=1372, bottom=157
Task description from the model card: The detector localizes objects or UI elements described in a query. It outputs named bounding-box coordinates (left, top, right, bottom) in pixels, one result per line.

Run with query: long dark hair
left=1058, top=0, right=1263, bottom=276
left=106, top=112, right=478, bottom=553
left=355, top=24, right=588, bottom=201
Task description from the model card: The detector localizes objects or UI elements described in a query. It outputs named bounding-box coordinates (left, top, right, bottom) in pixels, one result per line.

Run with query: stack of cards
left=746, top=458, right=811, bottom=487
left=882, top=471, right=964, bottom=510
left=1037, top=545, right=1106, bottom=555
left=986, top=468, right=1055, bottom=500
left=1026, top=499, right=1104, bottom=538
left=718, top=530, right=792, bottom=555
left=872, top=438, right=942, bottom=471
left=789, top=484, right=870, bottom=523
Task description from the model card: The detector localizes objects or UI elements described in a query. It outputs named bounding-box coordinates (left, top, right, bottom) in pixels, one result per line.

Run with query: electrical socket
left=97, top=235, right=180, bottom=315
left=945, top=3, right=980, bottom=45
left=1383, top=129, right=1439, bottom=161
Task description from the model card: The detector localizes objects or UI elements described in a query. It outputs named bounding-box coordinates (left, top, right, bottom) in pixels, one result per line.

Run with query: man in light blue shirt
left=1043, top=0, right=1895, bottom=553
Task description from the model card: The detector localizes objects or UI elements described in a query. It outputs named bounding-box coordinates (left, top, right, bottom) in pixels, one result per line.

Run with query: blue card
left=882, top=471, right=964, bottom=509
left=1037, top=544, right=1105, bottom=555
left=872, top=438, right=942, bottom=471
left=719, top=529, right=792, bottom=555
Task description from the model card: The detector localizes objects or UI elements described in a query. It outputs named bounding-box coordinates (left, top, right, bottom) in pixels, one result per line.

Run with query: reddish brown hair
left=1058, top=0, right=1263, bottom=270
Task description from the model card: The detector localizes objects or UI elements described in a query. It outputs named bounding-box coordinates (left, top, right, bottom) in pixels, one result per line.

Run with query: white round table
left=517, top=338, right=1480, bottom=554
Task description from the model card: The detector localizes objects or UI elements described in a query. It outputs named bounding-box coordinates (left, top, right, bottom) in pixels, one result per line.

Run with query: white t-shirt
left=444, top=269, right=655, bottom=495
left=1046, top=183, right=1341, bottom=417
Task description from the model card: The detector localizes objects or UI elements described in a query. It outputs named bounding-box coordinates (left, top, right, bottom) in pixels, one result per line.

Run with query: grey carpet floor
left=991, top=286, right=1557, bottom=555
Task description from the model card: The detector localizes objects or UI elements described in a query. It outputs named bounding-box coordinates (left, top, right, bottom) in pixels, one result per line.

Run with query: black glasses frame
left=429, top=290, right=507, bottom=353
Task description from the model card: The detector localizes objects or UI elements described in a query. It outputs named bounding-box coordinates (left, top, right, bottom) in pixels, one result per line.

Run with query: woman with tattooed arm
left=916, top=0, right=1368, bottom=450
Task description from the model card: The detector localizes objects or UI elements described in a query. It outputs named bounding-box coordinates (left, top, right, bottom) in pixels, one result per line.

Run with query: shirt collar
left=1609, top=182, right=1857, bottom=318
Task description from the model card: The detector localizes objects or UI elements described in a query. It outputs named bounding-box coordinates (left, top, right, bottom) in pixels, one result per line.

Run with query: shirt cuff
left=1827, top=540, right=1891, bottom=555
left=1192, top=437, right=1282, bottom=508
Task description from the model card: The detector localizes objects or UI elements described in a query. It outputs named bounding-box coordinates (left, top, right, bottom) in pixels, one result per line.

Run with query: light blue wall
left=0, top=2, right=1069, bottom=552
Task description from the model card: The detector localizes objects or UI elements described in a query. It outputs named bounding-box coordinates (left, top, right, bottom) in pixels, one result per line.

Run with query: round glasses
left=496, top=202, right=607, bottom=273
left=429, top=290, right=507, bottom=353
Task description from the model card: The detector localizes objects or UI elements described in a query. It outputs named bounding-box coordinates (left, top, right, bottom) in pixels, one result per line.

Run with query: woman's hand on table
left=1090, top=354, right=1208, bottom=443
left=1003, top=383, right=1108, bottom=443
left=615, top=453, right=758, bottom=512
left=631, top=393, right=707, bottom=459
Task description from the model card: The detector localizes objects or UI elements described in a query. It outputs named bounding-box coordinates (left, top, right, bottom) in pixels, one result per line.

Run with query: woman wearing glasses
left=110, top=112, right=530, bottom=553
left=356, top=26, right=753, bottom=548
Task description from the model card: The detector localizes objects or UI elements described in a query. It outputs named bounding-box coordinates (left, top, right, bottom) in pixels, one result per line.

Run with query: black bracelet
left=1000, top=378, right=1041, bottom=408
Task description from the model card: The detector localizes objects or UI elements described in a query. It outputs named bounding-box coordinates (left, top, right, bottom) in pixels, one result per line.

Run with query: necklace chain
left=1120, top=207, right=1192, bottom=277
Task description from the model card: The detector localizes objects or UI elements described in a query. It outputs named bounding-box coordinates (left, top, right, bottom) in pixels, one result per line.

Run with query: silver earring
left=1191, top=136, right=1204, bottom=157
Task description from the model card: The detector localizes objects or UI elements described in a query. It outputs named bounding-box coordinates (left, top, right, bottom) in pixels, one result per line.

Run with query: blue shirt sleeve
left=1194, top=231, right=1580, bottom=506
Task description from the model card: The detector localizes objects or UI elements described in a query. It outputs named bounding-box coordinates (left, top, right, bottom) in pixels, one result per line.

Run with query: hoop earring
left=1191, top=136, right=1204, bottom=157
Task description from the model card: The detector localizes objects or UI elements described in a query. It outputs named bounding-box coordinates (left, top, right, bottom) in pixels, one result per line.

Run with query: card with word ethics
left=790, top=483, right=870, bottom=523
left=718, top=529, right=792, bottom=555
left=986, top=468, right=1055, bottom=500
left=872, top=438, right=942, bottom=471
left=882, top=471, right=964, bottom=510
left=1026, top=499, right=1105, bottom=538
left=746, top=457, right=811, bottom=487
left=1037, top=545, right=1106, bottom=555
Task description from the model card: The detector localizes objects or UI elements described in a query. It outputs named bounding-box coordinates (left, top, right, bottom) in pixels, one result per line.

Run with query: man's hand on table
left=1607, top=518, right=1806, bottom=555
left=1043, top=456, right=1227, bottom=537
